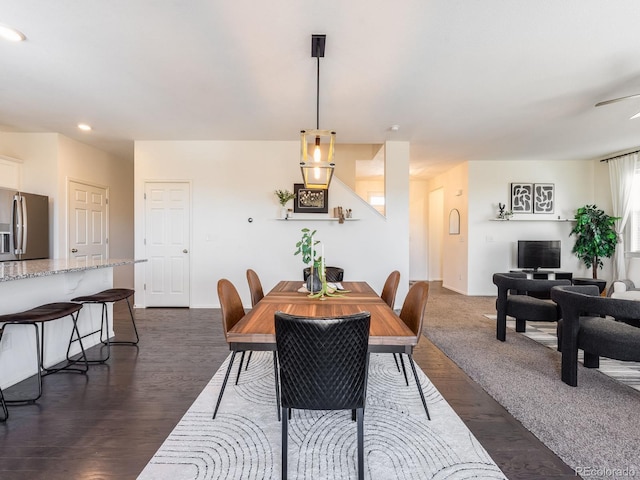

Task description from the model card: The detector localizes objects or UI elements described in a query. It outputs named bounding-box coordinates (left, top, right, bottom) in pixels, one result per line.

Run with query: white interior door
left=144, top=182, right=190, bottom=307
left=69, top=180, right=108, bottom=263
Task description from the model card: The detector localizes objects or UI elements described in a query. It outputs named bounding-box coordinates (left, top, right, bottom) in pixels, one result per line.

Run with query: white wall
left=134, top=140, right=410, bottom=309
left=466, top=158, right=612, bottom=295
left=0, top=132, right=135, bottom=287
left=428, top=163, right=469, bottom=293
left=409, top=179, right=429, bottom=280
left=57, top=136, right=134, bottom=287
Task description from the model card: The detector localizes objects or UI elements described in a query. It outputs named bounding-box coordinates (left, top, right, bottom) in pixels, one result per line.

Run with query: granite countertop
left=0, top=258, right=146, bottom=282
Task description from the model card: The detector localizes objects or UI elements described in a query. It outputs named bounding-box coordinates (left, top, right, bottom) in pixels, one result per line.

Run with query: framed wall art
left=510, top=183, right=533, bottom=213
left=293, top=183, right=329, bottom=213
left=533, top=183, right=554, bottom=214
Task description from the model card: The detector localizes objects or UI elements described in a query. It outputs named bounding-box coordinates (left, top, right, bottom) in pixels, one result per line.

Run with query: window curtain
left=608, top=152, right=638, bottom=280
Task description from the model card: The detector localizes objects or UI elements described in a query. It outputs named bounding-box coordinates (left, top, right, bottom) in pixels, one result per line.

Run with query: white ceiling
left=3, top=1, right=640, bottom=179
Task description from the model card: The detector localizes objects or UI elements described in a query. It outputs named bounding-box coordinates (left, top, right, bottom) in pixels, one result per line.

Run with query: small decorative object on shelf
left=275, top=189, right=296, bottom=219
left=497, top=202, right=513, bottom=220
left=333, top=206, right=345, bottom=224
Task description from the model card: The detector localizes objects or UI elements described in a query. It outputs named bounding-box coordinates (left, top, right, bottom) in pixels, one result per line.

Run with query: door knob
left=183, top=249, right=188, bottom=253
left=71, top=248, right=78, bottom=253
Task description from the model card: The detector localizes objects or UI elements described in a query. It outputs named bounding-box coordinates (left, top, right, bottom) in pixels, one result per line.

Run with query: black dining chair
left=303, top=266, right=344, bottom=283
left=213, top=278, right=280, bottom=419
left=275, top=311, right=371, bottom=480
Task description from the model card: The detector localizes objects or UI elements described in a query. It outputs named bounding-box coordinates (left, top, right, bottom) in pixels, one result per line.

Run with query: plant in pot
left=275, top=189, right=295, bottom=218
left=294, top=228, right=323, bottom=292
left=570, top=204, right=619, bottom=279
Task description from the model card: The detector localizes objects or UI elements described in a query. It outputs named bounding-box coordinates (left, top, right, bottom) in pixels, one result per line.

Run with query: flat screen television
left=517, top=240, right=561, bottom=271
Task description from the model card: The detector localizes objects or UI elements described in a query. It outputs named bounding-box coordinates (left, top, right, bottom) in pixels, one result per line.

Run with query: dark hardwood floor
left=0, top=285, right=576, bottom=479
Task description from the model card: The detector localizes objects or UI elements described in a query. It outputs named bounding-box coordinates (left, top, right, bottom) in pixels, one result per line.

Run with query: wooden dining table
left=227, top=280, right=417, bottom=354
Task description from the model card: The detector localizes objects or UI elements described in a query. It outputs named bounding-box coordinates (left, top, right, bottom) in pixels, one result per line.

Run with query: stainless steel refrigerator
left=0, top=187, right=50, bottom=261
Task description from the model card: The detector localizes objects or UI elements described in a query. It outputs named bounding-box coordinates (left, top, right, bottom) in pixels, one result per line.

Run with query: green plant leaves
left=569, top=204, right=619, bottom=278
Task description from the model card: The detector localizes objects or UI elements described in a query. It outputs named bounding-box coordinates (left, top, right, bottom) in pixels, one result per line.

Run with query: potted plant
left=570, top=204, right=619, bottom=279
left=275, top=189, right=296, bottom=218
left=294, top=228, right=322, bottom=292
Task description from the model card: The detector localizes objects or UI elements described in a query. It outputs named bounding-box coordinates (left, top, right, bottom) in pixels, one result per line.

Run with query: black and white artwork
left=533, top=183, right=554, bottom=213
left=510, top=183, right=533, bottom=213
left=293, top=183, right=329, bottom=213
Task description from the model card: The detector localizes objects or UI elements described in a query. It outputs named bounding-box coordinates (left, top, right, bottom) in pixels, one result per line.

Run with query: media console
left=510, top=270, right=573, bottom=281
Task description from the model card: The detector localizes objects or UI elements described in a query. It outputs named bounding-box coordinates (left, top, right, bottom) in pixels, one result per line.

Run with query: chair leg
left=273, top=351, right=281, bottom=421
left=213, top=351, right=237, bottom=419
left=245, top=351, right=253, bottom=371
left=584, top=351, right=600, bottom=368
left=70, top=302, right=110, bottom=364
left=408, top=354, right=431, bottom=420
left=515, top=317, right=526, bottom=332
left=1, top=324, right=44, bottom=406
left=357, top=407, right=364, bottom=480
left=108, top=297, right=140, bottom=346
left=0, top=386, right=8, bottom=421
left=399, top=354, right=409, bottom=386
left=282, top=406, right=289, bottom=480
left=48, top=311, right=89, bottom=374
left=235, top=351, right=246, bottom=385
left=392, top=353, right=400, bottom=372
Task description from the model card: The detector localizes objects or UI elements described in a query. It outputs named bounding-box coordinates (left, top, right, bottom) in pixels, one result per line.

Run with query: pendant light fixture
left=300, top=34, right=336, bottom=190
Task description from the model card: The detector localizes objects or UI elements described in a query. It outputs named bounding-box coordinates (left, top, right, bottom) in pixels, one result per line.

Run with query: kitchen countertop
left=0, top=258, right=146, bottom=282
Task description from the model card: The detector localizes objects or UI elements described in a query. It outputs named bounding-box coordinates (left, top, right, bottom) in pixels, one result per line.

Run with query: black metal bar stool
left=70, top=288, right=138, bottom=364
left=0, top=302, right=87, bottom=418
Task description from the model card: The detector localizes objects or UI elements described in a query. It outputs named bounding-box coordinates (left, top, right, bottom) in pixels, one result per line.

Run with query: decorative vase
left=280, top=206, right=288, bottom=219
left=306, top=268, right=323, bottom=292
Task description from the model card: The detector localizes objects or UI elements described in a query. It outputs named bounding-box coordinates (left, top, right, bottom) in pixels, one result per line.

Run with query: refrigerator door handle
left=21, top=194, right=28, bottom=255
left=13, top=194, right=24, bottom=254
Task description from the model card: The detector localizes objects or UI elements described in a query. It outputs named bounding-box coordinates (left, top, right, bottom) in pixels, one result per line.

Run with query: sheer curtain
left=608, top=152, right=638, bottom=280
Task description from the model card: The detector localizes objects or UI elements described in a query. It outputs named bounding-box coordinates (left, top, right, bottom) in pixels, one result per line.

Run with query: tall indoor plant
left=570, top=204, right=619, bottom=279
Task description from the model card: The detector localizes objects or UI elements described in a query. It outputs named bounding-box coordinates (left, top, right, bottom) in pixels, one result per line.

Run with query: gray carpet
left=425, top=288, right=640, bottom=480
left=138, top=352, right=506, bottom=479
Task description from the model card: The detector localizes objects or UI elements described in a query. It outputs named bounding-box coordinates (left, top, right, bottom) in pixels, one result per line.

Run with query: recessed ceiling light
left=0, top=24, right=26, bottom=42
left=77, top=123, right=92, bottom=131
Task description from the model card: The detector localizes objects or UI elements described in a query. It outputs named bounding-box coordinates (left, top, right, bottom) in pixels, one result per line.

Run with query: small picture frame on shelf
left=293, top=183, right=329, bottom=214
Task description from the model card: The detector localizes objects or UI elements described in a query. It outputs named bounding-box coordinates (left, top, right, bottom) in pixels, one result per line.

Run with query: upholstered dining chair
left=275, top=311, right=371, bottom=480
left=381, top=270, right=401, bottom=309
left=396, top=281, right=431, bottom=419
left=246, top=269, right=264, bottom=307
left=213, top=278, right=280, bottom=419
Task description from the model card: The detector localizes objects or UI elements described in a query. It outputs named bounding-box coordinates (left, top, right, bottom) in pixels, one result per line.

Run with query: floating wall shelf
left=490, top=218, right=572, bottom=222
left=276, top=217, right=359, bottom=221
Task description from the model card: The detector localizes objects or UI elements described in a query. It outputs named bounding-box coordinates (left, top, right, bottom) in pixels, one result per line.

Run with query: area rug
left=484, top=314, right=640, bottom=391
left=138, top=351, right=506, bottom=480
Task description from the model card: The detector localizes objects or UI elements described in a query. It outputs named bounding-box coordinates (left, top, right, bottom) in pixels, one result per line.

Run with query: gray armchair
left=551, top=285, right=640, bottom=386
left=492, top=272, right=571, bottom=341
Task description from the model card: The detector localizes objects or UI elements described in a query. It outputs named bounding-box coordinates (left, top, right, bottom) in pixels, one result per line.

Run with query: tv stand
left=511, top=270, right=572, bottom=281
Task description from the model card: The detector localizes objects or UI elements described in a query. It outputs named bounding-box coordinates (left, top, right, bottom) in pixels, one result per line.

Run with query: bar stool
left=0, top=302, right=87, bottom=417
left=70, top=288, right=138, bottom=364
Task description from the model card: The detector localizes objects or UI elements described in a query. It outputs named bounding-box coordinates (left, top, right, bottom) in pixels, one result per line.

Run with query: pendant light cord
left=316, top=55, right=320, bottom=130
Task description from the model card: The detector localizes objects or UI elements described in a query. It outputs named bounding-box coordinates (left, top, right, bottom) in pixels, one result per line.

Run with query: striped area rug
left=486, top=315, right=640, bottom=391
left=138, top=352, right=506, bottom=479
